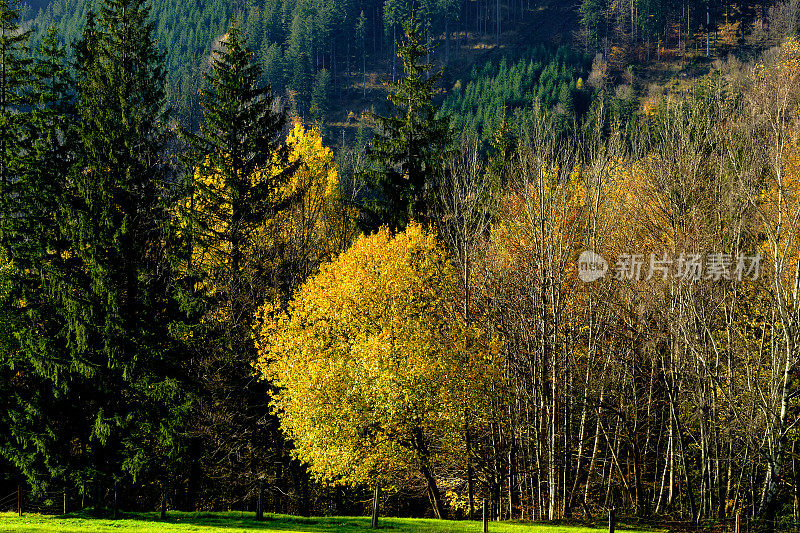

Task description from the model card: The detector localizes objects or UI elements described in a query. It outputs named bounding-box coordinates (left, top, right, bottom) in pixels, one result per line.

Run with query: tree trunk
left=445, top=18, right=450, bottom=64
left=256, top=480, right=264, bottom=521
left=467, top=417, right=475, bottom=519
left=371, top=486, right=379, bottom=528
left=422, top=463, right=445, bottom=519
left=414, top=428, right=446, bottom=519
left=392, top=25, right=396, bottom=84
left=113, top=482, right=118, bottom=520
left=666, top=368, right=697, bottom=523
left=757, top=341, right=794, bottom=530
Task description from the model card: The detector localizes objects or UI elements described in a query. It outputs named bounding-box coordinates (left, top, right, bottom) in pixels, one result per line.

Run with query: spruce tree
left=67, top=0, right=189, bottom=504
left=310, top=68, right=331, bottom=129
left=0, top=21, right=98, bottom=499
left=14, top=24, right=76, bottom=299
left=181, top=20, right=298, bottom=504
left=0, top=0, right=31, bottom=252
left=0, top=0, right=65, bottom=496
left=184, top=19, right=296, bottom=315
left=361, top=18, right=450, bottom=231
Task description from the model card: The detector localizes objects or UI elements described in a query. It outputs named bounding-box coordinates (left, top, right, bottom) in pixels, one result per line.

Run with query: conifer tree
left=183, top=19, right=296, bottom=322
left=0, top=0, right=66, bottom=496
left=579, top=0, right=606, bottom=44
left=15, top=24, right=75, bottom=291
left=487, top=116, right=517, bottom=189
left=180, top=19, right=298, bottom=504
left=0, top=22, right=97, bottom=499
left=65, top=0, right=189, bottom=503
left=310, top=68, right=331, bottom=128
left=0, top=0, right=30, bottom=252
left=361, top=18, right=450, bottom=231
left=0, top=0, right=30, bottom=308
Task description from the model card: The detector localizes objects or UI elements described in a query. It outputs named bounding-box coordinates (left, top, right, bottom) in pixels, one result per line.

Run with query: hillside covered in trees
left=6, top=0, right=800, bottom=532
left=21, top=0, right=800, bottom=133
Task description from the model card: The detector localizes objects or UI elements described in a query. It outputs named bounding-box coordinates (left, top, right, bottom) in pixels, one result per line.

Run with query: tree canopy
left=255, top=223, right=501, bottom=519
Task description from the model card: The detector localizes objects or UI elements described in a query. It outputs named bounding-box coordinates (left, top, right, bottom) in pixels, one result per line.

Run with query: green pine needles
left=361, top=18, right=451, bottom=231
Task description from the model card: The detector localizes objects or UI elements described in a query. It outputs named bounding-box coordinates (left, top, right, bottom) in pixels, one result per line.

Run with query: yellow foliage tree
left=178, top=119, right=356, bottom=322
left=254, top=223, right=501, bottom=519
left=742, top=38, right=800, bottom=520
left=277, top=120, right=359, bottom=289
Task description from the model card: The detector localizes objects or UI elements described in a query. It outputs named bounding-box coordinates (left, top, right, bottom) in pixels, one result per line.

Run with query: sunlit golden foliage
left=277, top=120, right=359, bottom=280
left=717, top=21, right=741, bottom=50
left=254, top=223, right=501, bottom=486
left=178, top=119, right=356, bottom=323
left=488, top=164, right=586, bottom=277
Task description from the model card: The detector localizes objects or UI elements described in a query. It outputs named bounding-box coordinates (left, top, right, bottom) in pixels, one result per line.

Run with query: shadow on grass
left=42, top=510, right=663, bottom=533
left=60, top=509, right=399, bottom=532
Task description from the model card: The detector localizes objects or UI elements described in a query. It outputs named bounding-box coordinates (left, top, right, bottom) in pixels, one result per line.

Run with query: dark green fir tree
left=180, top=20, right=300, bottom=511
left=0, top=0, right=31, bottom=251
left=0, top=0, right=72, bottom=499
left=361, top=18, right=451, bottom=231
left=66, top=0, right=190, bottom=510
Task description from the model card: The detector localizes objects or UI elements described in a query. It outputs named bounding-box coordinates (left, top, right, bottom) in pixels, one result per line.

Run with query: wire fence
left=0, top=491, right=18, bottom=512
left=21, top=490, right=66, bottom=515
left=0, top=488, right=66, bottom=516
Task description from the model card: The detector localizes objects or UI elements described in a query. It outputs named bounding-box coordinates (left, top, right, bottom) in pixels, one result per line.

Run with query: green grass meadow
left=0, top=512, right=665, bottom=533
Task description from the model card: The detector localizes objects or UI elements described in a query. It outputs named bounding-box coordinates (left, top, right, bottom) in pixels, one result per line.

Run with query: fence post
left=63, top=487, right=67, bottom=515
left=608, top=507, right=615, bottom=533
left=17, top=484, right=21, bottom=517
left=482, top=499, right=488, bottom=533
left=735, top=511, right=740, bottom=533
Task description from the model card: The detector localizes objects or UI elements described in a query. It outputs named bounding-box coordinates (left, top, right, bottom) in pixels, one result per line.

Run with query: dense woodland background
left=5, top=0, right=800, bottom=531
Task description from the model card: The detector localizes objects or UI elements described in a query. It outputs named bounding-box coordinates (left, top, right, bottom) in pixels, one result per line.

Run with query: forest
left=4, top=0, right=800, bottom=531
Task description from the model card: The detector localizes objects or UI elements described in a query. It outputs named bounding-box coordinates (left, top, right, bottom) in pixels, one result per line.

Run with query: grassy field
left=0, top=511, right=665, bottom=533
